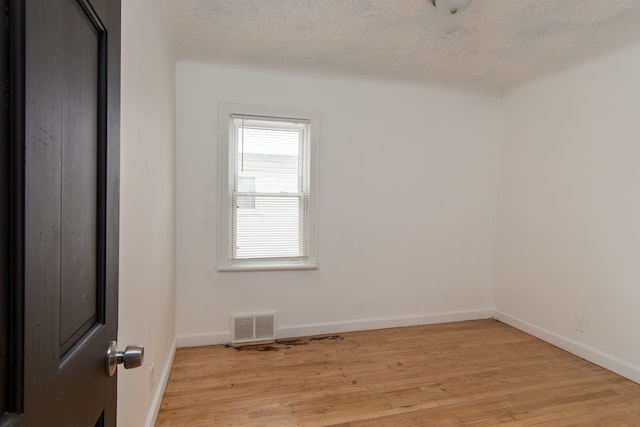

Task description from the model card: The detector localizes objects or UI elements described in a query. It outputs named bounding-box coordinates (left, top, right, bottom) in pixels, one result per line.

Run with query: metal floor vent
left=231, top=313, right=276, bottom=344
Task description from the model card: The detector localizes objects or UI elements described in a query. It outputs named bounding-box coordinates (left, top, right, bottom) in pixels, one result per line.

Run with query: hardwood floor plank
left=156, top=320, right=640, bottom=426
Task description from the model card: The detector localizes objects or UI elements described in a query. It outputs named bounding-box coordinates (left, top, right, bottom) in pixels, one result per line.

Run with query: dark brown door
left=2, top=0, right=121, bottom=425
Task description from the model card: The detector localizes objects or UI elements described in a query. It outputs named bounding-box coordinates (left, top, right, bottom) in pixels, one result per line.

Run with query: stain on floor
left=227, top=334, right=344, bottom=351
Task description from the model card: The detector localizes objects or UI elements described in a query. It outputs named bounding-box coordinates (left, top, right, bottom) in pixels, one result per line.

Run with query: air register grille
left=231, top=313, right=276, bottom=344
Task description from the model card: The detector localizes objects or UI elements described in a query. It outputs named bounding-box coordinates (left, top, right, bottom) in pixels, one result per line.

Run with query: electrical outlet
left=575, top=315, right=587, bottom=333
left=149, top=363, right=155, bottom=388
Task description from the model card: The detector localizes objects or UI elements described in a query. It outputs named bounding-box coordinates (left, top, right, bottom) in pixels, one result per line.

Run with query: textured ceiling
left=159, top=0, right=640, bottom=92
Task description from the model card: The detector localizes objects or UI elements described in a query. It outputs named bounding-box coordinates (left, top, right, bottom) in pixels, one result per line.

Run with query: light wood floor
left=155, top=319, right=640, bottom=426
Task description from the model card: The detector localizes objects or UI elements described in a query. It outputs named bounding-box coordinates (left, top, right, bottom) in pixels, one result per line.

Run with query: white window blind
left=231, top=116, right=310, bottom=261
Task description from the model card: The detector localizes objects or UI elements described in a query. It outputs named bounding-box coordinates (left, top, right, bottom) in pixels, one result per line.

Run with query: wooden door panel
left=2, top=0, right=120, bottom=425
left=1, top=0, right=8, bottom=412
left=59, top=0, right=101, bottom=356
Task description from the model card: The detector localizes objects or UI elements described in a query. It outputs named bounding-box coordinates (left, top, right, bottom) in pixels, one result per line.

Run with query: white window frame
left=217, top=103, right=319, bottom=271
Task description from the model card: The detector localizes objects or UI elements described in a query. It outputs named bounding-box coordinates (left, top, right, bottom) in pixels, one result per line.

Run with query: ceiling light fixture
left=431, top=0, right=472, bottom=15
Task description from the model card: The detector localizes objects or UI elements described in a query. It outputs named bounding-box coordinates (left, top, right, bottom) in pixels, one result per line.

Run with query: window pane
left=233, top=195, right=307, bottom=260
left=234, top=125, right=301, bottom=193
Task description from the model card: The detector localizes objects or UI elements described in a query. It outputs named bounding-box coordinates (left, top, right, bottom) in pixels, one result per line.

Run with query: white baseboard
left=176, top=330, right=231, bottom=348
left=144, top=337, right=177, bottom=427
left=494, top=310, right=640, bottom=384
left=175, top=309, right=494, bottom=348
left=277, top=309, right=494, bottom=339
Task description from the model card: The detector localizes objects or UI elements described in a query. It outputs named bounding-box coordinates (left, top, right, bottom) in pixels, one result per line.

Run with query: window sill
left=217, top=261, right=318, bottom=272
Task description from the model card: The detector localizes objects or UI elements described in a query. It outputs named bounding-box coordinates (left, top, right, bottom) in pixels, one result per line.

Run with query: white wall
left=176, top=62, right=500, bottom=345
left=495, top=43, right=640, bottom=381
left=119, top=1, right=176, bottom=426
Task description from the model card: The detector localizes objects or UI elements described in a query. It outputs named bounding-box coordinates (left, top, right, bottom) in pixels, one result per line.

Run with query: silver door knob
left=106, top=341, right=144, bottom=377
